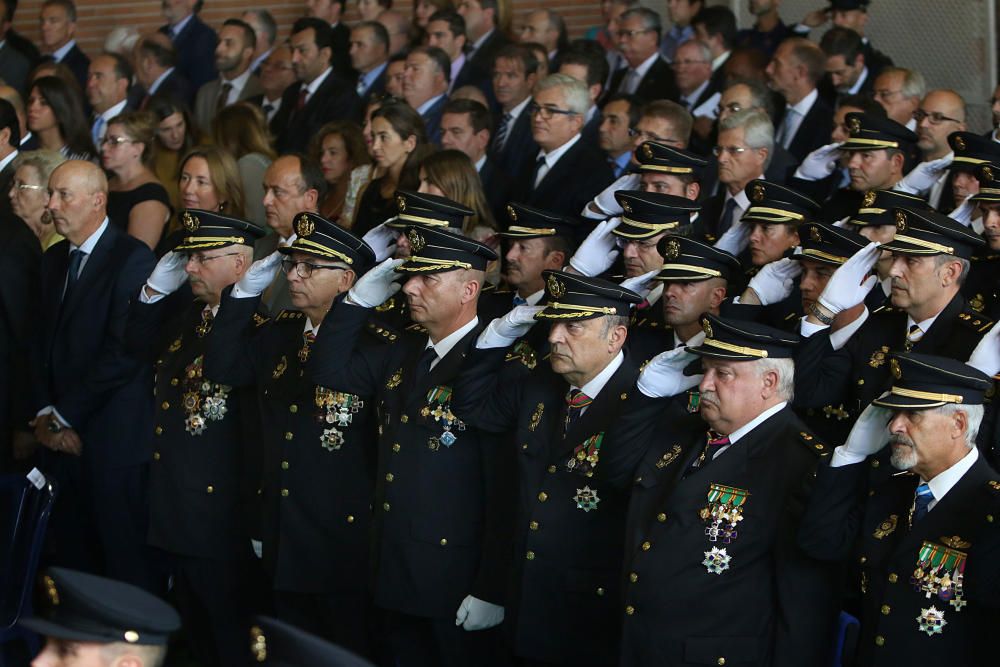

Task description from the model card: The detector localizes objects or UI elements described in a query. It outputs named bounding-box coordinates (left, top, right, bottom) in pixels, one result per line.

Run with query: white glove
left=948, top=194, right=976, bottom=226
left=793, top=142, right=842, bottom=181
left=568, top=217, right=622, bottom=276
left=894, top=153, right=953, bottom=195
left=362, top=221, right=398, bottom=262
left=637, top=336, right=704, bottom=398
left=346, top=257, right=404, bottom=308
left=619, top=269, right=660, bottom=300
left=232, top=252, right=282, bottom=298
left=477, top=305, right=544, bottom=349
left=145, top=251, right=190, bottom=295
left=455, top=595, right=504, bottom=631
left=251, top=539, right=263, bottom=559
left=816, top=242, right=881, bottom=315
left=583, top=173, right=640, bottom=219
left=745, top=258, right=802, bottom=306
left=832, top=402, right=892, bottom=466
left=968, top=321, right=1000, bottom=376
left=713, top=221, right=750, bottom=256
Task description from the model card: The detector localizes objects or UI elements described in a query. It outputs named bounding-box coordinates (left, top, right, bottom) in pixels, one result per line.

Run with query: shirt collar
left=506, top=94, right=532, bottom=121
left=170, top=13, right=194, bottom=38
left=148, top=67, right=176, bottom=94
left=575, top=350, right=625, bottom=399
left=926, top=446, right=978, bottom=504
left=847, top=66, right=869, bottom=96
left=711, top=49, right=731, bottom=72
left=426, top=316, right=479, bottom=361
left=727, top=401, right=788, bottom=443
left=250, top=47, right=273, bottom=74
left=906, top=312, right=940, bottom=337
left=306, top=66, right=333, bottom=93
left=361, top=61, right=387, bottom=88
left=100, top=98, right=128, bottom=122
left=223, top=66, right=253, bottom=92
left=19, top=131, right=32, bottom=146
left=52, top=39, right=76, bottom=62
left=631, top=51, right=660, bottom=78
left=682, top=78, right=711, bottom=107
left=304, top=317, right=320, bottom=336
left=416, top=93, right=446, bottom=116
left=471, top=28, right=494, bottom=54
left=612, top=148, right=632, bottom=172
left=0, top=149, right=18, bottom=173
left=516, top=288, right=545, bottom=306
left=906, top=117, right=918, bottom=132
left=474, top=154, right=487, bottom=172
left=788, top=87, right=819, bottom=115
left=725, top=185, right=752, bottom=209
left=449, top=53, right=466, bottom=84
left=71, top=217, right=110, bottom=254
left=538, top=132, right=581, bottom=163
left=667, top=24, right=694, bottom=42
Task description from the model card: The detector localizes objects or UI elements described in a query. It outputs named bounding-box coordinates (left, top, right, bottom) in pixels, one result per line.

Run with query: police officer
left=963, top=163, right=1000, bottom=319
left=21, top=567, right=180, bottom=667
left=307, top=221, right=507, bottom=666
left=611, top=314, right=838, bottom=665
left=451, top=270, right=643, bottom=666
left=799, top=352, right=1000, bottom=666
left=125, top=209, right=267, bottom=667
left=203, top=212, right=381, bottom=657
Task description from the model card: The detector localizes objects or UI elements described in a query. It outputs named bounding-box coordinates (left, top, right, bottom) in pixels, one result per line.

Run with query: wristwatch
left=809, top=302, right=835, bottom=325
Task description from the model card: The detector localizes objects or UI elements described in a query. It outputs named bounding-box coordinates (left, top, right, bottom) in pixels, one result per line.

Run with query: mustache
left=889, top=434, right=915, bottom=448
left=700, top=389, right=719, bottom=407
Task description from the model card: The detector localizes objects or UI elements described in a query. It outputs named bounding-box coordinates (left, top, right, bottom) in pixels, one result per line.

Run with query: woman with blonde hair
left=309, top=120, right=371, bottom=223
left=212, top=102, right=276, bottom=227
left=177, top=145, right=246, bottom=218
left=102, top=111, right=172, bottom=249
left=8, top=149, right=66, bottom=249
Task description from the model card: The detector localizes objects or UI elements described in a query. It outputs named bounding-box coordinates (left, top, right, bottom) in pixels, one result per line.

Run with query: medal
left=702, top=547, right=731, bottom=574
left=313, top=388, right=362, bottom=451
left=567, top=433, right=603, bottom=474
left=910, top=541, right=968, bottom=624
left=423, top=386, right=464, bottom=450
left=701, top=483, right=749, bottom=545
left=181, top=356, right=230, bottom=436
left=573, top=486, right=600, bottom=512
left=440, top=430, right=457, bottom=447
left=916, top=606, right=947, bottom=636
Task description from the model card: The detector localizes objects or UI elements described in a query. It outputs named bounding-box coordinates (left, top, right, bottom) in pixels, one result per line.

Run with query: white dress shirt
left=713, top=401, right=788, bottom=458
left=571, top=351, right=626, bottom=416
left=425, top=316, right=479, bottom=370
left=534, top=134, right=581, bottom=187
left=778, top=88, right=818, bottom=149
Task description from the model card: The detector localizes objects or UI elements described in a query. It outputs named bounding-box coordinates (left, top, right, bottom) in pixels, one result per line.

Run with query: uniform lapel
left=555, top=359, right=637, bottom=460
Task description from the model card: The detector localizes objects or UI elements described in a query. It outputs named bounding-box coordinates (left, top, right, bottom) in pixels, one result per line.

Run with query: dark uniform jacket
left=963, top=252, right=1000, bottom=320
left=613, top=404, right=837, bottom=666
left=799, top=452, right=1000, bottom=666
left=125, top=293, right=255, bottom=560
left=204, top=295, right=382, bottom=594
left=452, top=351, right=641, bottom=664
left=793, top=294, right=994, bottom=420
left=308, top=301, right=512, bottom=619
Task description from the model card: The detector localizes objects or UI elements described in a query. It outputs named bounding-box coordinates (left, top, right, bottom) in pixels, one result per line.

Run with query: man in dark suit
left=249, top=44, right=297, bottom=136
left=428, top=9, right=490, bottom=101
left=799, top=353, right=1000, bottom=666
left=766, top=38, right=835, bottom=164
left=0, top=0, right=31, bottom=93
left=612, top=314, right=838, bottom=665
left=511, top=74, right=614, bottom=218
left=440, top=98, right=511, bottom=224
left=133, top=34, right=194, bottom=109
left=349, top=21, right=389, bottom=110
left=402, top=47, right=450, bottom=145
left=38, top=0, right=89, bottom=89
left=309, top=223, right=510, bottom=666
left=459, top=0, right=508, bottom=79
left=820, top=27, right=878, bottom=106
left=489, top=44, right=540, bottom=176
left=607, top=7, right=679, bottom=104
left=159, top=0, right=218, bottom=91
left=30, top=161, right=156, bottom=589
left=193, top=18, right=264, bottom=134
left=276, top=18, right=360, bottom=153
left=305, top=0, right=352, bottom=75
left=85, top=53, right=131, bottom=147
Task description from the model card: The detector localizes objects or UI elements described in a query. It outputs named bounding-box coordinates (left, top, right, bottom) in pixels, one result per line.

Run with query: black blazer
left=275, top=72, right=361, bottom=153
left=32, top=224, right=155, bottom=468
left=420, top=94, right=448, bottom=146
left=160, top=14, right=218, bottom=91
left=358, top=66, right=387, bottom=112
left=135, top=69, right=195, bottom=110
left=489, top=106, right=538, bottom=176
left=479, top=157, right=512, bottom=226
left=607, top=56, right=679, bottom=104
left=59, top=43, right=90, bottom=90
left=511, top=137, right=615, bottom=218
left=330, top=22, right=354, bottom=79
left=468, top=29, right=510, bottom=80
left=780, top=94, right=835, bottom=164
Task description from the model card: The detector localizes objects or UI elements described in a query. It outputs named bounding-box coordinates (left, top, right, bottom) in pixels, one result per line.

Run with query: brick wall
left=10, top=0, right=606, bottom=58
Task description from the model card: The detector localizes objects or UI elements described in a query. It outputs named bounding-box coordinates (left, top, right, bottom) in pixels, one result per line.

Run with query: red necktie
left=296, top=88, right=308, bottom=111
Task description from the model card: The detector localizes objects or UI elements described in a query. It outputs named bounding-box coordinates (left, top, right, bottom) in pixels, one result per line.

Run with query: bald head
left=916, top=89, right=966, bottom=159
left=47, top=161, right=109, bottom=244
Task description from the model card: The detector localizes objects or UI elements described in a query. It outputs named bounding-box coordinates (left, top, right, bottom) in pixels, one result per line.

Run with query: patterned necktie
left=686, top=431, right=730, bottom=475
left=532, top=155, right=548, bottom=189
left=905, top=323, right=923, bottom=351
left=216, top=82, right=233, bottom=112
left=718, top=197, right=738, bottom=236
left=564, top=388, right=592, bottom=433
left=493, top=112, right=513, bottom=152
left=912, top=482, right=934, bottom=523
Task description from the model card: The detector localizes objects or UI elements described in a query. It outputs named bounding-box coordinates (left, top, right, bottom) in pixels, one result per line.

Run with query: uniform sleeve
left=449, top=345, right=521, bottom=434
left=792, top=327, right=855, bottom=409
left=202, top=292, right=265, bottom=387
left=796, top=460, right=870, bottom=562
left=306, top=297, right=387, bottom=398
left=600, top=391, right=673, bottom=489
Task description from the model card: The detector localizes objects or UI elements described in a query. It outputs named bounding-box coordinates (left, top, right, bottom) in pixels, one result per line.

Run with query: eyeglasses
left=913, top=109, right=962, bottom=125
left=616, top=28, right=652, bottom=39
left=184, top=252, right=241, bottom=266
left=671, top=59, right=709, bottom=68
left=12, top=180, right=45, bottom=193
left=528, top=103, right=578, bottom=120
left=628, top=128, right=681, bottom=146
left=281, top=258, right=348, bottom=278
left=873, top=88, right=901, bottom=101
left=715, top=102, right=745, bottom=116
left=101, top=135, right=137, bottom=146
left=616, top=237, right=660, bottom=250
left=712, top=145, right=749, bottom=157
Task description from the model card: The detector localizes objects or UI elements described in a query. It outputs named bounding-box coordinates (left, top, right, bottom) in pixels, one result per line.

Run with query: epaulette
left=252, top=312, right=270, bottom=328
left=987, top=480, right=1000, bottom=493
left=375, top=297, right=398, bottom=313
left=504, top=340, right=537, bottom=369
left=957, top=310, right=994, bottom=333
left=481, top=282, right=505, bottom=294
left=366, top=321, right=399, bottom=343
left=275, top=310, right=305, bottom=322
left=872, top=304, right=898, bottom=316
left=797, top=430, right=830, bottom=457
left=405, top=322, right=427, bottom=334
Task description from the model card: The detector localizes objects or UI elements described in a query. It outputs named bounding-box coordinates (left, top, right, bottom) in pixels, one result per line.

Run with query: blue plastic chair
left=831, top=610, right=860, bottom=667
left=0, top=471, right=58, bottom=665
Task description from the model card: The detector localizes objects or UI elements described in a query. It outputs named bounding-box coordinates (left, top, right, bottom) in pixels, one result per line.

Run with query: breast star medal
left=573, top=486, right=600, bottom=512
left=916, top=606, right=947, bottom=636
left=698, top=484, right=749, bottom=574
left=702, top=547, right=731, bottom=575
left=908, top=540, right=968, bottom=634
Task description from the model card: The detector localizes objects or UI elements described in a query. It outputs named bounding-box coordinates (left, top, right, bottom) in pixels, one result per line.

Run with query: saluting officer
left=962, top=164, right=1000, bottom=319
left=795, top=207, right=994, bottom=425
left=307, top=220, right=508, bottom=666
left=611, top=314, right=838, bottom=666
left=451, top=271, right=643, bottom=666
left=203, top=212, right=381, bottom=657
left=125, top=209, right=267, bottom=667
left=799, top=350, right=1000, bottom=666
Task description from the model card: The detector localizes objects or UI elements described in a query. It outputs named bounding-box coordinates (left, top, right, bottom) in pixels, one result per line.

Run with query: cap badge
left=124, top=631, right=140, bottom=643
left=663, top=239, right=680, bottom=260
left=182, top=211, right=199, bottom=232
left=810, top=226, right=822, bottom=243
left=407, top=228, right=425, bottom=253
left=863, top=190, right=877, bottom=207
left=701, top=317, right=714, bottom=339
left=848, top=116, right=862, bottom=134
left=506, top=204, right=517, bottom=222
left=296, top=213, right=315, bottom=238
left=396, top=194, right=406, bottom=212
left=546, top=273, right=566, bottom=298
left=42, top=575, right=59, bottom=606
left=955, top=136, right=966, bottom=151
left=642, top=143, right=654, bottom=159
left=982, top=165, right=995, bottom=182
left=622, top=200, right=632, bottom=213
left=890, top=358, right=902, bottom=379
left=250, top=626, right=267, bottom=662
left=751, top=182, right=766, bottom=202
left=895, top=210, right=907, bottom=232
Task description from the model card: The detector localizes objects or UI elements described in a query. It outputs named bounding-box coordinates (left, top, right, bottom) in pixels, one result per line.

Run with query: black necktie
left=216, top=82, right=233, bottom=112
left=415, top=345, right=438, bottom=382
left=64, top=249, right=84, bottom=300
left=531, top=156, right=547, bottom=189
left=718, top=197, right=738, bottom=236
